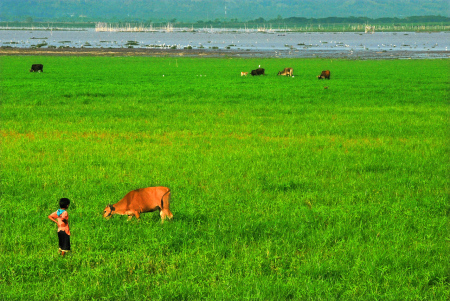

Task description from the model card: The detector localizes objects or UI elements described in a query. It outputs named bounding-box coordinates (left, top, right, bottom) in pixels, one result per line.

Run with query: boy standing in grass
left=48, top=198, right=71, bottom=256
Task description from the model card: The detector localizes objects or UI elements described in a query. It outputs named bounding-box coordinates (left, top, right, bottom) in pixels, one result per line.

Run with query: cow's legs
left=125, top=210, right=140, bottom=220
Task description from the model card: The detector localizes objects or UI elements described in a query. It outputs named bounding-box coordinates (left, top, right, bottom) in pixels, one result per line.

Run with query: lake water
left=1, top=28, right=449, bottom=59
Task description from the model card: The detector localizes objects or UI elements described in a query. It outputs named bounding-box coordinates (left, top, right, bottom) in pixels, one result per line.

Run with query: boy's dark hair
left=59, top=198, right=71, bottom=208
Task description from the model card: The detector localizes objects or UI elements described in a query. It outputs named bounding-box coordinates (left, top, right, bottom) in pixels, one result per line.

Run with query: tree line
left=197, top=15, right=450, bottom=26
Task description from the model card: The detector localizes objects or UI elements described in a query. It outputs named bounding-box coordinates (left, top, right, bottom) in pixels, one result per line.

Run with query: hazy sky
left=1, top=0, right=448, bottom=21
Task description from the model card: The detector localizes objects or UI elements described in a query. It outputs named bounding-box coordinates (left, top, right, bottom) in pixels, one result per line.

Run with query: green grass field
left=1, top=55, right=449, bottom=300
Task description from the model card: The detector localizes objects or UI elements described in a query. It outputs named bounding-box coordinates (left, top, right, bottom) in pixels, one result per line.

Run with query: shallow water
left=1, top=29, right=449, bottom=59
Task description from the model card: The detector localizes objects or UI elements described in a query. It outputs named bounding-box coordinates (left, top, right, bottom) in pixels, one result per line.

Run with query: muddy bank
left=1, top=47, right=448, bottom=59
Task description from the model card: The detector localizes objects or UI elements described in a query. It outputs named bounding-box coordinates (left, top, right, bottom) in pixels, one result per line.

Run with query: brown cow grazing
left=102, top=187, right=173, bottom=223
left=317, top=70, right=331, bottom=80
left=241, top=71, right=249, bottom=76
left=277, top=67, right=293, bottom=76
left=30, top=64, right=44, bottom=72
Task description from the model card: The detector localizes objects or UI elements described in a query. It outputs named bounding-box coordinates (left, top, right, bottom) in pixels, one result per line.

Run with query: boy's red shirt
left=48, top=210, right=70, bottom=235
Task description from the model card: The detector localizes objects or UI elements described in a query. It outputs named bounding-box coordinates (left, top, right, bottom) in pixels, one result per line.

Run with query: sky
left=1, top=0, right=448, bottom=22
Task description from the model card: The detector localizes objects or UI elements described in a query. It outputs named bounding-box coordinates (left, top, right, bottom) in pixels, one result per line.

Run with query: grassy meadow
left=1, top=55, right=449, bottom=300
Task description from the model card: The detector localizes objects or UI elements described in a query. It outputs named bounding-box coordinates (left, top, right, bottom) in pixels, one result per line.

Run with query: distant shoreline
left=1, top=14, right=449, bottom=33
left=1, top=26, right=449, bottom=33
left=1, top=47, right=449, bottom=60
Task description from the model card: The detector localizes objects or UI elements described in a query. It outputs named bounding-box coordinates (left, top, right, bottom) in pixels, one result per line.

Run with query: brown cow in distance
left=277, top=67, right=293, bottom=76
left=102, top=187, right=173, bottom=223
left=317, top=70, right=331, bottom=79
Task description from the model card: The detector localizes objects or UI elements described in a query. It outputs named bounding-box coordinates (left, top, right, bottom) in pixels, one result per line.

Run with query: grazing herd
left=240, top=66, right=331, bottom=80
left=30, top=61, right=331, bottom=224
left=31, top=63, right=331, bottom=81
left=96, top=68, right=331, bottom=223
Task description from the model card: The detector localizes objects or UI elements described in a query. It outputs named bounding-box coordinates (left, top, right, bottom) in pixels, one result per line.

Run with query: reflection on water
left=0, top=29, right=448, bottom=59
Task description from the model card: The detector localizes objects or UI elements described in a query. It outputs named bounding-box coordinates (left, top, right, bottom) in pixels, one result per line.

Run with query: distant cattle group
left=28, top=62, right=331, bottom=83
left=241, top=67, right=331, bottom=82
left=30, top=64, right=44, bottom=72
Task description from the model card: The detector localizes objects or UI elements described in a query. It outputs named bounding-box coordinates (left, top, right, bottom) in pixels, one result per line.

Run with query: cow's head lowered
left=102, top=204, right=115, bottom=219
left=101, top=187, right=173, bottom=222
left=317, top=70, right=330, bottom=80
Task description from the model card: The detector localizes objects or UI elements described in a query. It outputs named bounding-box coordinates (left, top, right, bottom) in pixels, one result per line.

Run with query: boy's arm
left=48, top=212, right=58, bottom=223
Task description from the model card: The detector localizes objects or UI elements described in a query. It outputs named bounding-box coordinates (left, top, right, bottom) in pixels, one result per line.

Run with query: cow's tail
left=160, top=189, right=171, bottom=210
